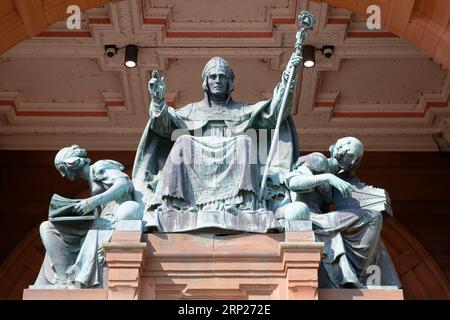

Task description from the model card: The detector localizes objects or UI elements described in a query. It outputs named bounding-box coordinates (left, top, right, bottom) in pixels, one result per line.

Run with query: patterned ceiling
left=0, top=0, right=449, bottom=151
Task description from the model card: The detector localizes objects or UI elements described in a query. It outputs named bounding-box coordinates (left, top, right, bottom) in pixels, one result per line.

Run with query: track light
left=124, top=45, right=138, bottom=68
left=302, top=45, right=316, bottom=68
left=301, top=45, right=335, bottom=68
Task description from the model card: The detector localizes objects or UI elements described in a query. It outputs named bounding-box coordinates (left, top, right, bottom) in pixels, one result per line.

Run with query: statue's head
left=54, top=145, right=91, bottom=181
left=201, top=57, right=235, bottom=96
left=294, top=152, right=329, bottom=174
left=329, top=137, right=364, bottom=172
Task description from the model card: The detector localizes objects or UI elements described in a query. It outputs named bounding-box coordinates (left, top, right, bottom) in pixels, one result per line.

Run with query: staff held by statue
left=259, top=11, right=316, bottom=200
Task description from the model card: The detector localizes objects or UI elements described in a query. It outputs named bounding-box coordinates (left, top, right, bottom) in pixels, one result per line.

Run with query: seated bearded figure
left=132, top=55, right=302, bottom=233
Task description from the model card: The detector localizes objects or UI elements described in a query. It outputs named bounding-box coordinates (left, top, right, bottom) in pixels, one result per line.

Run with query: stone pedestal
left=140, top=231, right=322, bottom=299
left=103, top=230, right=146, bottom=300
left=23, top=288, right=107, bottom=300
left=319, top=288, right=404, bottom=300
left=23, top=228, right=404, bottom=300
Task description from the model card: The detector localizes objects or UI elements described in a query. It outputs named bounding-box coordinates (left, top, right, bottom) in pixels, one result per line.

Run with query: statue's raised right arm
left=147, top=70, right=181, bottom=138
left=246, top=53, right=301, bottom=131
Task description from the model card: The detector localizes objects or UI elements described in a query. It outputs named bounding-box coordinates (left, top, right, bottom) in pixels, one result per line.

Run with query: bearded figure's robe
left=132, top=80, right=299, bottom=233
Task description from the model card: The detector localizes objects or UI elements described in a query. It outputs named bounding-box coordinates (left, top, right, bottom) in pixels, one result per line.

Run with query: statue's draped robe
left=333, top=172, right=401, bottom=288
left=35, top=161, right=134, bottom=288
left=133, top=81, right=299, bottom=233
left=284, top=166, right=400, bottom=288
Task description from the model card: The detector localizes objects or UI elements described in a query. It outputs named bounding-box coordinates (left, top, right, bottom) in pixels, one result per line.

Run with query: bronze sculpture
left=35, top=145, right=141, bottom=288
left=35, top=11, right=401, bottom=290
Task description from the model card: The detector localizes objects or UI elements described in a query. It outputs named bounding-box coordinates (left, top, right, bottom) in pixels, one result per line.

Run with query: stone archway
left=0, top=216, right=448, bottom=299
left=0, top=0, right=449, bottom=69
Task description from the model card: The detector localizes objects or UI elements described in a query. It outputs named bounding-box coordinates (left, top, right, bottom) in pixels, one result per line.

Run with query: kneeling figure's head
left=54, top=145, right=91, bottom=181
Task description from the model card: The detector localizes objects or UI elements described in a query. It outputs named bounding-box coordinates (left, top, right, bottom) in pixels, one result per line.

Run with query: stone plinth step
left=319, top=288, right=404, bottom=300
left=23, top=288, right=107, bottom=300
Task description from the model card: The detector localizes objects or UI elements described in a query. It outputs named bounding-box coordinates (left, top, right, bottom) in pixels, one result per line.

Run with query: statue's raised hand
left=283, top=52, right=302, bottom=87
left=288, top=51, right=302, bottom=69
left=148, top=70, right=166, bottom=105
left=327, top=174, right=355, bottom=198
left=283, top=52, right=301, bottom=83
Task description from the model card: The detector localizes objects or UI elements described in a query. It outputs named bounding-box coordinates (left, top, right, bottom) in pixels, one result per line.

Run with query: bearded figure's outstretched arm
left=148, top=70, right=180, bottom=138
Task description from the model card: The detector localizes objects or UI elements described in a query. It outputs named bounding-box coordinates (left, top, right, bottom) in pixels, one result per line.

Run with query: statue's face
left=56, top=164, right=79, bottom=181
left=207, top=72, right=228, bottom=96
left=332, top=137, right=363, bottom=172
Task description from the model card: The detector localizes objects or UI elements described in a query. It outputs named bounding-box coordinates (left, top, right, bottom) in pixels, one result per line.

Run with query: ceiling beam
left=13, top=0, right=47, bottom=37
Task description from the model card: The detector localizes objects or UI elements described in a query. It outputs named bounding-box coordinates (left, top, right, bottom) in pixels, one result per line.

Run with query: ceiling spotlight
left=124, top=45, right=139, bottom=68
left=302, top=45, right=316, bottom=68
left=321, top=45, right=334, bottom=58
left=105, top=45, right=118, bottom=58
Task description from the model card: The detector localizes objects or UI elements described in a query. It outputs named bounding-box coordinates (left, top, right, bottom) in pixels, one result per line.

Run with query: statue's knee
left=368, top=210, right=383, bottom=229
left=171, top=135, right=193, bottom=156
left=39, top=221, right=54, bottom=236
left=366, top=209, right=382, bottom=223
left=116, top=201, right=143, bottom=221
left=175, top=134, right=192, bottom=145
left=284, top=202, right=310, bottom=221
left=39, top=221, right=58, bottom=244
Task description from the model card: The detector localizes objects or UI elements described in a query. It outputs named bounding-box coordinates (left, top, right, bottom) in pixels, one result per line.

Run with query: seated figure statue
left=35, top=145, right=142, bottom=288
left=282, top=152, right=388, bottom=288
left=132, top=55, right=301, bottom=233
left=275, top=152, right=354, bottom=222
left=327, top=136, right=401, bottom=287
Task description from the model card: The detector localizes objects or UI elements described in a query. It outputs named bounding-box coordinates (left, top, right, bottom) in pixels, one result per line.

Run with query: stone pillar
left=280, top=231, right=324, bottom=300
left=103, top=221, right=146, bottom=300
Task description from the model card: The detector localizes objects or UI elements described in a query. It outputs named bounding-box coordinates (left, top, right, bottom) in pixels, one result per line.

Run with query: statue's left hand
left=148, top=70, right=166, bottom=106
left=283, top=52, right=302, bottom=82
left=286, top=52, right=302, bottom=72
left=74, top=199, right=97, bottom=215
left=288, top=51, right=302, bottom=69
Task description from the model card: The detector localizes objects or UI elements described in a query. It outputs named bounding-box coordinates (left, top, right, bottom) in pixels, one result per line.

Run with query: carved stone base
left=103, top=230, right=146, bottom=300
left=319, top=288, right=404, bottom=300
left=140, top=231, right=322, bottom=300
left=23, top=288, right=107, bottom=300
left=23, top=229, right=404, bottom=300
